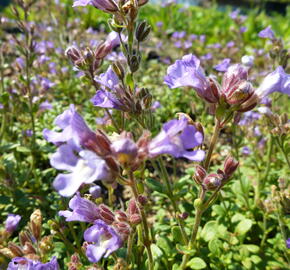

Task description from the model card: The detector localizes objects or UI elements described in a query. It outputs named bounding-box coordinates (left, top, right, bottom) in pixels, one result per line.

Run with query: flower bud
left=89, top=185, right=102, bottom=199
left=91, top=0, right=119, bottom=13
left=99, top=204, right=115, bottom=224
left=30, top=209, right=42, bottom=241
left=19, top=231, right=32, bottom=246
left=203, top=174, right=222, bottom=190
left=225, top=81, right=253, bottom=105
left=65, top=46, right=82, bottom=64
left=39, top=235, right=53, bottom=253
left=112, top=61, right=125, bottom=80
left=8, top=242, right=23, bottom=257
left=137, top=195, right=148, bottom=206
left=113, top=221, right=131, bottom=240
left=127, top=199, right=139, bottom=216
left=179, top=212, right=189, bottom=220
left=194, top=165, right=207, bottom=185
left=95, top=42, right=112, bottom=60
left=223, top=156, right=239, bottom=178
left=128, top=55, right=140, bottom=73
left=115, top=210, right=128, bottom=223
left=136, top=20, right=151, bottom=42
left=23, top=242, right=36, bottom=255
left=129, top=213, right=142, bottom=225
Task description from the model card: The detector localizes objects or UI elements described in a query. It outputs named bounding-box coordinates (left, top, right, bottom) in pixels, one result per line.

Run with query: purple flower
left=51, top=140, right=111, bottom=197
left=239, top=111, right=261, bottom=126
left=89, top=185, right=102, bottom=199
left=91, top=67, right=123, bottom=110
left=227, top=41, right=235, bottom=48
left=240, top=26, right=247, bottom=33
left=151, top=101, right=161, bottom=111
left=39, top=100, right=53, bottom=111
left=84, top=220, right=122, bottom=263
left=5, top=214, right=21, bottom=233
left=59, top=192, right=100, bottom=222
left=149, top=117, right=205, bottom=161
left=214, top=58, right=231, bottom=72
left=44, top=106, right=112, bottom=196
left=7, top=256, right=59, bottom=270
left=255, top=66, right=290, bottom=98
left=241, top=55, right=254, bottom=67
left=286, top=238, right=290, bottom=249
left=258, top=26, right=276, bottom=40
left=73, top=0, right=91, bottom=7
left=241, top=146, right=251, bottom=156
left=164, top=54, right=218, bottom=103
left=73, top=0, right=118, bottom=13
left=91, top=90, right=122, bottom=109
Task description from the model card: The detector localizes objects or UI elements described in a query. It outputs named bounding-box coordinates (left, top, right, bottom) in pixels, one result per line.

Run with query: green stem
left=129, top=171, right=154, bottom=270
left=275, top=137, right=290, bottom=169
left=203, top=119, right=221, bottom=170
left=255, top=135, right=273, bottom=206
left=126, top=231, right=135, bottom=269
left=180, top=190, right=205, bottom=270
left=157, top=158, right=188, bottom=244
left=277, top=210, right=290, bottom=266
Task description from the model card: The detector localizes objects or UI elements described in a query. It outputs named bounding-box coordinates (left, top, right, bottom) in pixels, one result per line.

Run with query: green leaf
left=145, top=178, right=164, bottom=193
left=201, top=221, right=218, bottom=241
left=208, top=239, right=222, bottom=256
left=235, top=219, right=253, bottom=235
left=243, top=244, right=260, bottom=253
left=151, top=244, right=163, bottom=260
left=187, top=257, right=207, bottom=269
left=171, top=226, right=183, bottom=244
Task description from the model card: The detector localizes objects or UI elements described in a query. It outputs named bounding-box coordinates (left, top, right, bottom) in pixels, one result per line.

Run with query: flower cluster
left=59, top=193, right=144, bottom=262
left=44, top=105, right=205, bottom=196
left=165, top=54, right=289, bottom=116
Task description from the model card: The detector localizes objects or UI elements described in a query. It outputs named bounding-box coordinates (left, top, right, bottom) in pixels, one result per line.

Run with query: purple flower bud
left=241, top=146, right=251, bottom=156
left=203, top=174, right=222, bottom=190
left=223, top=156, right=239, bottom=178
left=258, top=26, right=276, bottom=40
left=286, top=238, right=290, bottom=249
left=99, top=204, right=115, bottom=224
left=89, top=185, right=102, bottom=199
left=194, top=165, right=207, bottom=184
left=5, top=214, right=21, bottom=233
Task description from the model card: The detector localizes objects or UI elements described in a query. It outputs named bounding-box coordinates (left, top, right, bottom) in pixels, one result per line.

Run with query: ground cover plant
left=0, top=0, right=289, bottom=269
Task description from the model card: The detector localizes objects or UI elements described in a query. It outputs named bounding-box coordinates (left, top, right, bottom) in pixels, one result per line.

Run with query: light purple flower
left=89, top=185, right=102, bottom=199
left=84, top=220, right=122, bottom=263
left=92, top=67, right=123, bottom=109
left=164, top=54, right=218, bottom=103
left=51, top=140, right=111, bottom=197
left=241, top=55, right=254, bottom=67
left=91, top=90, right=122, bottom=109
left=73, top=0, right=118, bottom=13
left=44, top=106, right=112, bottom=196
left=214, top=58, right=231, bottom=72
left=241, top=146, right=251, bottom=156
left=240, top=26, right=247, bottom=33
left=7, top=256, right=59, bottom=270
left=258, top=26, right=276, bottom=40
left=39, top=100, right=53, bottom=111
left=151, top=101, right=161, bottom=111
left=286, top=238, right=290, bottom=249
left=255, top=66, right=290, bottom=98
left=239, top=111, right=261, bottom=126
left=73, top=0, right=91, bottom=7
left=5, top=214, right=21, bottom=233
left=149, top=117, right=205, bottom=161
left=59, top=192, right=100, bottom=222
